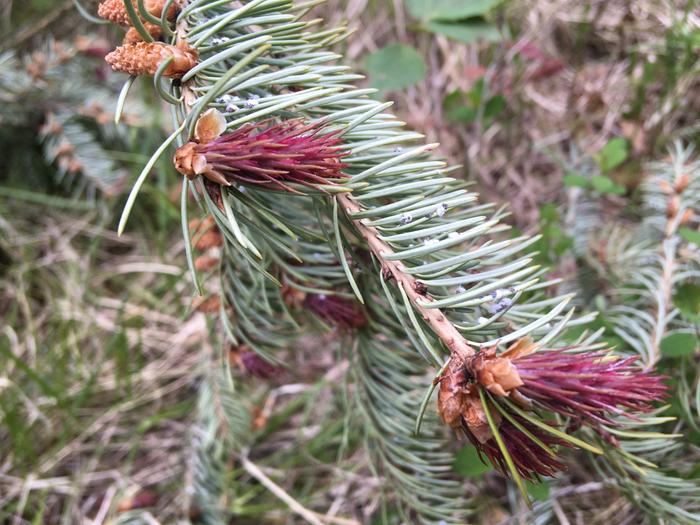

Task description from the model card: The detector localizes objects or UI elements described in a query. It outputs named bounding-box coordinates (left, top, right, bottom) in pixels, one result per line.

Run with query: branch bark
left=337, top=193, right=476, bottom=360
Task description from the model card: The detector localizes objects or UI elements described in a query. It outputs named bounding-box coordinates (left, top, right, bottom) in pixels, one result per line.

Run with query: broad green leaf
left=122, top=315, right=145, bottom=329
left=453, top=445, right=492, bottom=476
left=468, top=77, right=485, bottom=106
left=679, top=227, right=700, bottom=247
left=446, top=106, right=477, bottom=123
left=425, top=20, right=501, bottom=44
left=591, top=174, right=625, bottom=194
left=364, top=44, right=427, bottom=92
left=563, top=173, right=589, bottom=188
left=674, top=283, right=700, bottom=321
left=596, top=137, right=629, bottom=172
left=660, top=332, right=698, bottom=358
left=443, top=82, right=503, bottom=124
left=406, top=0, right=502, bottom=21
left=526, top=480, right=550, bottom=501
left=540, top=202, right=559, bottom=222
left=483, top=94, right=505, bottom=119
left=443, top=90, right=476, bottom=123
left=443, top=90, right=464, bottom=111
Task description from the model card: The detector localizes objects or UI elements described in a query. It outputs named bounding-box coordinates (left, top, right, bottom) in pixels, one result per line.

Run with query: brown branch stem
left=337, top=193, right=476, bottom=361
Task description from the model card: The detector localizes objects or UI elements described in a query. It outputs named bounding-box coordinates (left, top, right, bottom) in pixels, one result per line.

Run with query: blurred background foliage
left=0, top=0, right=698, bottom=523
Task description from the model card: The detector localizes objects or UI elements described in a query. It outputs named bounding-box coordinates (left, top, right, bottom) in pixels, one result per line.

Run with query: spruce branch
left=604, top=143, right=700, bottom=366
left=564, top=143, right=700, bottom=524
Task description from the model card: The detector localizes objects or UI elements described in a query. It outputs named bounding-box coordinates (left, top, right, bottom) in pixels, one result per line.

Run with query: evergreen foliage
left=3, top=0, right=696, bottom=523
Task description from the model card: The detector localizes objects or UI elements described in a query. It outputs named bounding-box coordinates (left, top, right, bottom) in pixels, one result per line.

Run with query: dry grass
left=0, top=200, right=207, bottom=523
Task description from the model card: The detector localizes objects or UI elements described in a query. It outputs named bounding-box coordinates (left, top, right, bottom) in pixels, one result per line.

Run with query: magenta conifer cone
left=441, top=338, right=669, bottom=480
left=174, top=119, right=346, bottom=192
left=507, top=348, right=668, bottom=433
left=304, top=293, right=366, bottom=330
left=467, top=405, right=572, bottom=480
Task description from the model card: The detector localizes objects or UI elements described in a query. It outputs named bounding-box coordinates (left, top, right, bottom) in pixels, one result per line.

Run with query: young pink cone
left=439, top=354, right=571, bottom=480
left=440, top=337, right=668, bottom=480
left=469, top=338, right=668, bottom=436
left=174, top=119, right=346, bottom=192
left=463, top=392, right=572, bottom=480
left=304, top=293, right=366, bottom=330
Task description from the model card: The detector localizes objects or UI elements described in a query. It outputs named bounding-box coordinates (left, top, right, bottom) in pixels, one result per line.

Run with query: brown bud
left=414, top=281, right=428, bottom=295
left=438, top=353, right=500, bottom=444
left=123, top=23, right=163, bottom=44
left=116, top=489, right=157, bottom=512
left=461, top=386, right=497, bottom=444
left=68, top=159, right=84, bottom=174
left=252, top=405, right=268, bottom=429
left=174, top=142, right=206, bottom=179
left=281, top=283, right=307, bottom=309
left=26, top=52, right=47, bottom=78
left=667, top=196, right=680, bottom=218
left=39, top=115, right=62, bottom=136
left=189, top=215, right=215, bottom=234
left=98, top=0, right=177, bottom=25
left=469, top=347, right=524, bottom=397
left=105, top=42, right=197, bottom=78
left=193, top=295, right=220, bottom=313
left=679, top=209, right=694, bottom=226
left=659, top=179, right=674, bottom=195
left=675, top=172, right=691, bottom=193
left=174, top=142, right=231, bottom=186
left=194, top=109, right=226, bottom=144
left=54, top=142, right=75, bottom=157
left=194, top=229, right=223, bottom=251
left=194, top=255, right=219, bottom=271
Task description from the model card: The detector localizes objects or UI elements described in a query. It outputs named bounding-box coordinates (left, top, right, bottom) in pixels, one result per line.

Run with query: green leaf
left=468, top=77, right=485, bottom=106
left=453, top=445, right=492, bottom=476
left=483, top=94, right=505, bottom=120
left=596, top=137, right=629, bottom=172
left=526, top=480, right=550, bottom=501
left=446, top=106, right=477, bottom=123
left=443, top=82, right=504, bottom=124
left=674, top=283, right=700, bottom=321
left=591, top=175, right=625, bottom=195
left=443, top=90, right=464, bottom=110
left=424, top=20, right=501, bottom=44
left=443, top=91, right=476, bottom=123
left=406, top=0, right=502, bottom=21
left=679, top=227, right=700, bottom=247
left=540, top=202, right=559, bottom=222
left=363, top=44, right=427, bottom=92
left=660, top=333, right=698, bottom=359
left=563, top=173, right=589, bottom=188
